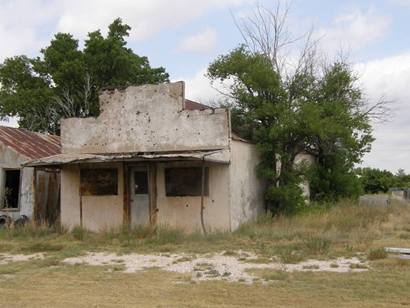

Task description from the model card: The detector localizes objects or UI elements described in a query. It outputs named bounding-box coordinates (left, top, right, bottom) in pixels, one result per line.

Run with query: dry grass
left=0, top=258, right=409, bottom=307
left=1, top=200, right=410, bottom=259
left=0, top=200, right=409, bottom=307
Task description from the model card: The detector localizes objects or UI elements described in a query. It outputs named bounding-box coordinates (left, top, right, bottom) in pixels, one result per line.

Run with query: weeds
left=368, top=248, right=388, bottom=260
left=303, top=236, right=331, bottom=255
left=0, top=201, right=408, bottom=262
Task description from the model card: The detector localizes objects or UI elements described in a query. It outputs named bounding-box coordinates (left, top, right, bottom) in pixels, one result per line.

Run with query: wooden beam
left=148, top=163, right=157, bottom=226
left=123, top=162, right=130, bottom=227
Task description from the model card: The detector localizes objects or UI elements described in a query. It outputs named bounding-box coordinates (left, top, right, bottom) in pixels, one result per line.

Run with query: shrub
left=368, top=248, right=387, bottom=260
left=71, top=226, right=89, bottom=241
left=303, top=236, right=331, bottom=255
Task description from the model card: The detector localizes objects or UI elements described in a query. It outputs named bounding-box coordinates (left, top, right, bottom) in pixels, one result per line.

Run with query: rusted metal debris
left=0, top=126, right=60, bottom=159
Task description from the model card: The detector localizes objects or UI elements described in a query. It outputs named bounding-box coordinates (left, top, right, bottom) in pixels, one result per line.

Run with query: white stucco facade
left=57, top=82, right=266, bottom=232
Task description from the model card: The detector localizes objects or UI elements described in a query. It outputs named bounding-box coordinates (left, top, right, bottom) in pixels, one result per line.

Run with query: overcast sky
left=0, top=0, right=409, bottom=172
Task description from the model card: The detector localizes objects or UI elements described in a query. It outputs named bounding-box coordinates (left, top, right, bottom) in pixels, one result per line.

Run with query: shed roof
left=184, top=99, right=212, bottom=111
left=0, top=126, right=61, bottom=160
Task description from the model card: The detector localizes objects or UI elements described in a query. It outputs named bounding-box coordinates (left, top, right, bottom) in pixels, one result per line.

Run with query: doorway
left=129, top=167, right=150, bottom=226
left=3, top=169, right=20, bottom=209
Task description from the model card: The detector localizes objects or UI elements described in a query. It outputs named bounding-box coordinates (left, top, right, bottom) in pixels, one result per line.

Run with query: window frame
left=2, top=168, right=22, bottom=211
left=80, top=168, right=119, bottom=196
left=164, top=167, right=209, bottom=197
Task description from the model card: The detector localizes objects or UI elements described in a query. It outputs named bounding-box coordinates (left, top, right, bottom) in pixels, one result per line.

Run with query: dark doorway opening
left=4, top=170, right=20, bottom=209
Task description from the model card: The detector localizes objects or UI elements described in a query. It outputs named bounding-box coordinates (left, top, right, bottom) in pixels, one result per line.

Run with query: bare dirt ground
left=0, top=253, right=44, bottom=265
left=63, top=250, right=368, bottom=283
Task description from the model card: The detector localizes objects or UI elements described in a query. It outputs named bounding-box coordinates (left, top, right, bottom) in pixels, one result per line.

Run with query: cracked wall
left=61, top=82, right=230, bottom=154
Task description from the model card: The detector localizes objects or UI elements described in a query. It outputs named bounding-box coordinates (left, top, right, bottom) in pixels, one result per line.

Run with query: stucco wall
left=61, top=163, right=124, bottom=231
left=156, top=161, right=231, bottom=232
left=0, top=143, right=34, bottom=220
left=229, top=140, right=265, bottom=230
left=294, top=152, right=315, bottom=200
left=61, top=82, right=230, bottom=154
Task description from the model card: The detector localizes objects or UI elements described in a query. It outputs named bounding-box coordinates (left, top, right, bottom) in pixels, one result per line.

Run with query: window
left=80, top=168, right=118, bottom=196
left=165, top=167, right=209, bottom=197
left=3, top=170, right=20, bottom=209
left=133, top=171, right=148, bottom=194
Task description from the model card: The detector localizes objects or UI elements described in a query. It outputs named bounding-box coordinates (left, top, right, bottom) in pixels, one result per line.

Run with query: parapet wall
left=61, top=82, right=230, bottom=154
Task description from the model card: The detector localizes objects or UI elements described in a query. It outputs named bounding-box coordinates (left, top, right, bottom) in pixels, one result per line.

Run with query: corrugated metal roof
left=0, top=126, right=61, bottom=160
left=184, top=99, right=211, bottom=110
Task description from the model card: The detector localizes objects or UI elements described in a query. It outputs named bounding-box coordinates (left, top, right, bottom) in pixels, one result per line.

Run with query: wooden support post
left=79, top=165, right=83, bottom=228
left=123, top=162, right=130, bottom=227
left=33, top=167, right=38, bottom=225
left=200, top=158, right=207, bottom=236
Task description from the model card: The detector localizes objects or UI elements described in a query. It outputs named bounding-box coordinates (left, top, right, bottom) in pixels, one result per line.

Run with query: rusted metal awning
left=24, top=149, right=230, bottom=167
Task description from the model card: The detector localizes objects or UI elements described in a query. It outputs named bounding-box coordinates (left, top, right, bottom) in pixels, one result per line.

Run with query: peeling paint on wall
left=61, top=82, right=230, bottom=154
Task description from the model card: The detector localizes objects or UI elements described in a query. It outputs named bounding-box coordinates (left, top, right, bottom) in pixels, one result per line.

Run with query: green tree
left=356, top=167, right=395, bottom=194
left=393, top=169, right=410, bottom=189
left=0, top=18, right=169, bottom=133
left=208, top=5, right=379, bottom=213
left=209, top=46, right=306, bottom=214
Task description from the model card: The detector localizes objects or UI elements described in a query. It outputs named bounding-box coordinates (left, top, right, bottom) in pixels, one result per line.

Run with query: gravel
left=63, top=251, right=368, bottom=284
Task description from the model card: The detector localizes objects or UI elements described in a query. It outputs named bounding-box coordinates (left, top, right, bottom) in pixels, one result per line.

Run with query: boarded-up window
left=3, top=169, right=20, bottom=209
left=80, top=168, right=118, bottom=196
left=165, top=167, right=209, bottom=196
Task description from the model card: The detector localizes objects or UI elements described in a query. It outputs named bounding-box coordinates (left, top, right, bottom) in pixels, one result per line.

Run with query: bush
left=71, top=226, right=89, bottom=241
left=265, top=183, right=305, bottom=215
left=368, top=248, right=387, bottom=260
left=303, top=236, right=331, bottom=255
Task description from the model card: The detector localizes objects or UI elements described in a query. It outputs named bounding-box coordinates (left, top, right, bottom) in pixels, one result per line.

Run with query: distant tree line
left=356, top=168, right=410, bottom=194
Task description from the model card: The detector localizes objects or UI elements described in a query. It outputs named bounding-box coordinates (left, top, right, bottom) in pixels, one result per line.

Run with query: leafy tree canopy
left=0, top=18, right=169, bottom=133
left=357, top=167, right=410, bottom=194
left=208, top=46, right=374, bottom=213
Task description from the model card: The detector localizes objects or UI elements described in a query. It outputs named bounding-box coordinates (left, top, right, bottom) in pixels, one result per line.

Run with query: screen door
left=129, top=167, right=150, bottom=225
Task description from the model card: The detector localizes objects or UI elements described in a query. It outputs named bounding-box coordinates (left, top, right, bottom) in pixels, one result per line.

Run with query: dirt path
left=0, top=253, right=44, bottom=265
left=63, top=251, right=368, bottom=283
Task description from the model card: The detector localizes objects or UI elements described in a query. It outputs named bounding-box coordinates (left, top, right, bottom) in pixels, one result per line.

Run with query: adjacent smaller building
left=0, top=126, right=61, bottom=223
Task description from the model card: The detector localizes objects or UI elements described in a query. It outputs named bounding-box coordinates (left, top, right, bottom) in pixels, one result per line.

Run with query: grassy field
left=0, top=200, right=410, bottom=307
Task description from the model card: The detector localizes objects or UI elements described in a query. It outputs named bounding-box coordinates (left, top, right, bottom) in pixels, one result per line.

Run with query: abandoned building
left=0, top=126, right=61, bottom=224
left=27, top=82, right=265, bottom=232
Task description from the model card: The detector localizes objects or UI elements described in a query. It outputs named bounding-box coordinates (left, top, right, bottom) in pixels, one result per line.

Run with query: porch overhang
left=24, top=149, right=230, bottom=167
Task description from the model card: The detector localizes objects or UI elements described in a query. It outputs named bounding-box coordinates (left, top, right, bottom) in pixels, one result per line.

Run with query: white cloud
left=176, top=68, right=220, bottom=103
left=356, top=52, right=410, bottom=172
left=0, top=0, right=56, bottom=59
left=175, top=67, right=233, bottom=105
left=314, top=9, right=390, bottom=54
left=55, top=0, right=248, bottom=41
left=177, top=28, right=217, bottom=53
left=0, top=0, right=251, bottom=60
left=389, top=0, right=410, bottom=7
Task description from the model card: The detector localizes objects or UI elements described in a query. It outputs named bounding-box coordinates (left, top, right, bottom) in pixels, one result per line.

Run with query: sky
left=0, top=0, right=409, bottom=172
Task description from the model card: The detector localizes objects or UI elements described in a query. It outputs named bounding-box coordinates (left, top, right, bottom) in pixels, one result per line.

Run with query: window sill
left=1, top=208, right=20, bottom=212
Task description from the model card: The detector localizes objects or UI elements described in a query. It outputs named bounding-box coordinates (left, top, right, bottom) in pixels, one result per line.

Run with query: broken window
left=3, top=169, right=20, bottom=209
left=80, top=168, right=118, bottom=196
left=165, top=167, right=209, bottom=197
